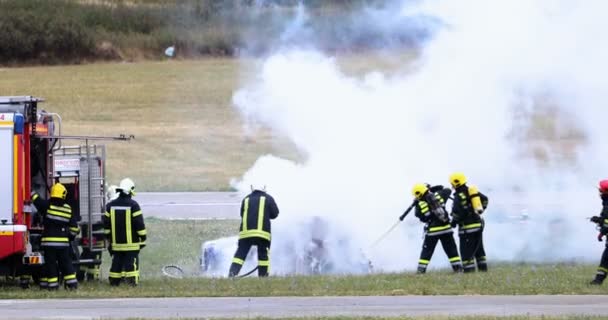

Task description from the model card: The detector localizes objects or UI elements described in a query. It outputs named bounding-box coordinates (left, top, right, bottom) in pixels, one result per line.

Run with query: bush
left=0, top=0, right=422, bottom=65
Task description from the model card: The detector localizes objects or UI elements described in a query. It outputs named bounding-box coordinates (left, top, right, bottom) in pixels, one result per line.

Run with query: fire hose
left=368, top=201, right=416, bottom=250
left=161, top=265, right=258, bottom=279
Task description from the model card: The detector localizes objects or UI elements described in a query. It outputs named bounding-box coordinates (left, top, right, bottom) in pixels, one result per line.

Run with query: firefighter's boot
left=228, top=263, right=242, bottom=278
left=590, top=274, right=606, bottom=285
left=258, top=266, right=269, bottom=277
left=452, top=264, right=463, bottom=273
left=39, top=278, right=48, bottom=290
left=590, top=267, right=607, bottom=285
left=477, top=257, right=488, bottom=272
left=19, top=275, right=31, bottom=289
left=124, top=277, right=137, bottom=287
left=109, top=277, right=122, bottom=287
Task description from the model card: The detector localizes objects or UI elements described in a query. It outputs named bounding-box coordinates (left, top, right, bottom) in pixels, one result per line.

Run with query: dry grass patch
left=0, top=59, right=299, bottom=190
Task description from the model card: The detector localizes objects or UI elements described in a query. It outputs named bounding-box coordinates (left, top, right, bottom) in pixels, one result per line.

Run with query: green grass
left=1, top=219, right=607, bottom=299
left=1, top=264, right=607, bottom=299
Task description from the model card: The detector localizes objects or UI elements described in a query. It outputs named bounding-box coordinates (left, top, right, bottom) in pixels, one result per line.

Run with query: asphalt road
left=1, top=295, right=607, bottom=319
left=138, top=192, right=241, bottom=219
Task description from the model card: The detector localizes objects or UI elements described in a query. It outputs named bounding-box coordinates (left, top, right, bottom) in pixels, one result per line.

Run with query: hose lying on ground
left=161, top=265, right=258, bottom=279
left=161, top=265, right=185, bottom=279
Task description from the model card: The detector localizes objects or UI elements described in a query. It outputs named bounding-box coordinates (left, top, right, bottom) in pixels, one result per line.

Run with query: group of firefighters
left=228, top=172, right=608, bottom=287
left=27, top=178, right=146, bottom=290
left=23, top=171, right=608, bottom=289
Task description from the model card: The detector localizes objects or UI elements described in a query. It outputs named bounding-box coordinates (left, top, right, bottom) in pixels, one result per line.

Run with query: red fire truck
left=0, top=96, right=132, bottom=286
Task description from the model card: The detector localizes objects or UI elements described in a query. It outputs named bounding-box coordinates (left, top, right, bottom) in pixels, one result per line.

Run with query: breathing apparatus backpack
left=468, top=185, right=488, bottom=215
left=423, top=192, right=450, bottom=223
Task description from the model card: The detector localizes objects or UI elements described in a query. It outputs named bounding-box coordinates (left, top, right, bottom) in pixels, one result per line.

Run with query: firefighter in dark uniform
left=590, top=179, right=608, bottom=285
left=32, top=183, right=79, bottom=290
left=228, top=185, right=279, bottom=277
left=103, top=178, right=147, bottom=286
left=449, top=173, right=489, bottom=273
left=410, top=183, right=463, bottom=273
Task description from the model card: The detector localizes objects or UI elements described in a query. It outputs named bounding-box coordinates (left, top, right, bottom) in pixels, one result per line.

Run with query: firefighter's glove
left=598, top=233, right=604, bottom=242
left=108, top=244, right=114, bottom=256
left=450, top=220, right=458, bottom=228
left=591, top=216, right=602, bottom=224
left=140, top=243, right=146, bottom=250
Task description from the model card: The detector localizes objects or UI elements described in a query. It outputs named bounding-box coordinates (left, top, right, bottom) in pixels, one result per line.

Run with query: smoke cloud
left=230, top=0, right=608, bottom=273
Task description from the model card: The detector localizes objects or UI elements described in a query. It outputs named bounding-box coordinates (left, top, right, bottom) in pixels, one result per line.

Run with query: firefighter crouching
left=103, top=178, right=147, bottom=286
left=31, top=183, right=79, bottom=290
left=589, top=179, right=608, bottom=285
left=410, top=183, right=463, bottom=273
left=229, top=184, right=279, bottom=277
left=449, top=173, right=489, bottom=273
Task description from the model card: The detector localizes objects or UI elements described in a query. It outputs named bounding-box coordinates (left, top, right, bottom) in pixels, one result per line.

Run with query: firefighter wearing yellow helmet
left=410, top=183, right=462, bottom=273
left=449, top=172, right=489, bottom=273
left=31, top=182, right=80, bottom=290
left=103, top=178, right=147, bottom=286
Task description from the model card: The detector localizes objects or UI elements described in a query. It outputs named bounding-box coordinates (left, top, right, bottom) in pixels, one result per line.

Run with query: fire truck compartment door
left=0, top=120, right=13, bottom=222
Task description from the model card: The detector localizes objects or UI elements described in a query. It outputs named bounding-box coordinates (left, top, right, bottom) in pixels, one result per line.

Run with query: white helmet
left=250, top=184, right=266, bottom=192
left=117, top=178, right=136, bottom=196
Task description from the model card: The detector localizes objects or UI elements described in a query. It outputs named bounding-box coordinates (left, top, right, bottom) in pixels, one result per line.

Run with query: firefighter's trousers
left=593, top=244, right=608, bottom=284
left=43, top=247, right=78, bottom=289
left=109, top=251, right=139, bottom=286
left=459, top=230, right=487, bottom=273
left=417, top=232, right=462, bottom=273
left=229, top=237, right=270, bottom=277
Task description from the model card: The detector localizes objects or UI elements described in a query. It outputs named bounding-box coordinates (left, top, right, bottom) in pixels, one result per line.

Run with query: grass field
left=0, top=219, right=606, bottom=299
left=0, top=56, right=410, bottom=191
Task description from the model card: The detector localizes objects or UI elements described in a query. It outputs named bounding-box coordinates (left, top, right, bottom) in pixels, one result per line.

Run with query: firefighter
left=31, top=183, right=79, bottom=290
left=589, top=179, right=608, bottom=285
left=228, top=184, right=279, bottom=277
left=410, top=183, right=463, bottom=273
left=449, top=173, right=489, bottom=273
left=103, top=178, right=147, bottom=286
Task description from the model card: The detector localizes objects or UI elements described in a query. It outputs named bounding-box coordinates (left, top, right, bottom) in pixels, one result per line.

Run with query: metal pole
left=86, top=139, right=93, bottom=251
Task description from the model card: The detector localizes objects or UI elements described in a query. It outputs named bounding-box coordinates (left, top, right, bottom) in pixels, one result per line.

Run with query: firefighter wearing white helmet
left=449, top=173, right=489, bottom=273
left=228, top=183, right=279, bottom=277
left=31, top=183, right=79, bottom=290
left=410, top=183, right=462, bottom=274
left=103, top=178, right=147, bottom=286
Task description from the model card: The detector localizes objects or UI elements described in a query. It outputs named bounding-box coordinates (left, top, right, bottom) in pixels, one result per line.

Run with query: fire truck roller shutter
left=0, top=115, right=14, bottom=222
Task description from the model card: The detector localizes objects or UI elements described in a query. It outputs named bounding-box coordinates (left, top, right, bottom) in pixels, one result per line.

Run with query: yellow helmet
left=411, top=183, right=429, bottom=200
left=449, top=172, right=467, bottom=188
left=50, top=183, right=67, bottom=200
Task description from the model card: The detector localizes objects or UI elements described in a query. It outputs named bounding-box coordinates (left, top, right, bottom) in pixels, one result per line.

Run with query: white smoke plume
left=230, top=0, right=608, bottom=273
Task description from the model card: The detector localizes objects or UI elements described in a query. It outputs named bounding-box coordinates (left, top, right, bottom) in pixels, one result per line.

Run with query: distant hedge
left=0, top=0, right=425, bottom=65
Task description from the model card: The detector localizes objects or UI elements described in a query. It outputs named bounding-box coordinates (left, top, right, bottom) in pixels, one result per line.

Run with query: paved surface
left=138, top=192, right=241, bottom=219
left=1, top=295, right=607, bottom=319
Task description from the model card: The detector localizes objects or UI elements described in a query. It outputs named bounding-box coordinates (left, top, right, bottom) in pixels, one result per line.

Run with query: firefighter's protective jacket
left=32, top=194, right=79, bottom=247
left=239, top=190, right=279, bottom=241
left=451, top=185, right=489, bottom=234
left=414, top=188, right=452, bottom=236
left=103, top=194, right=146, bottom=252
left=598, top=195, right=608, bottom=235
